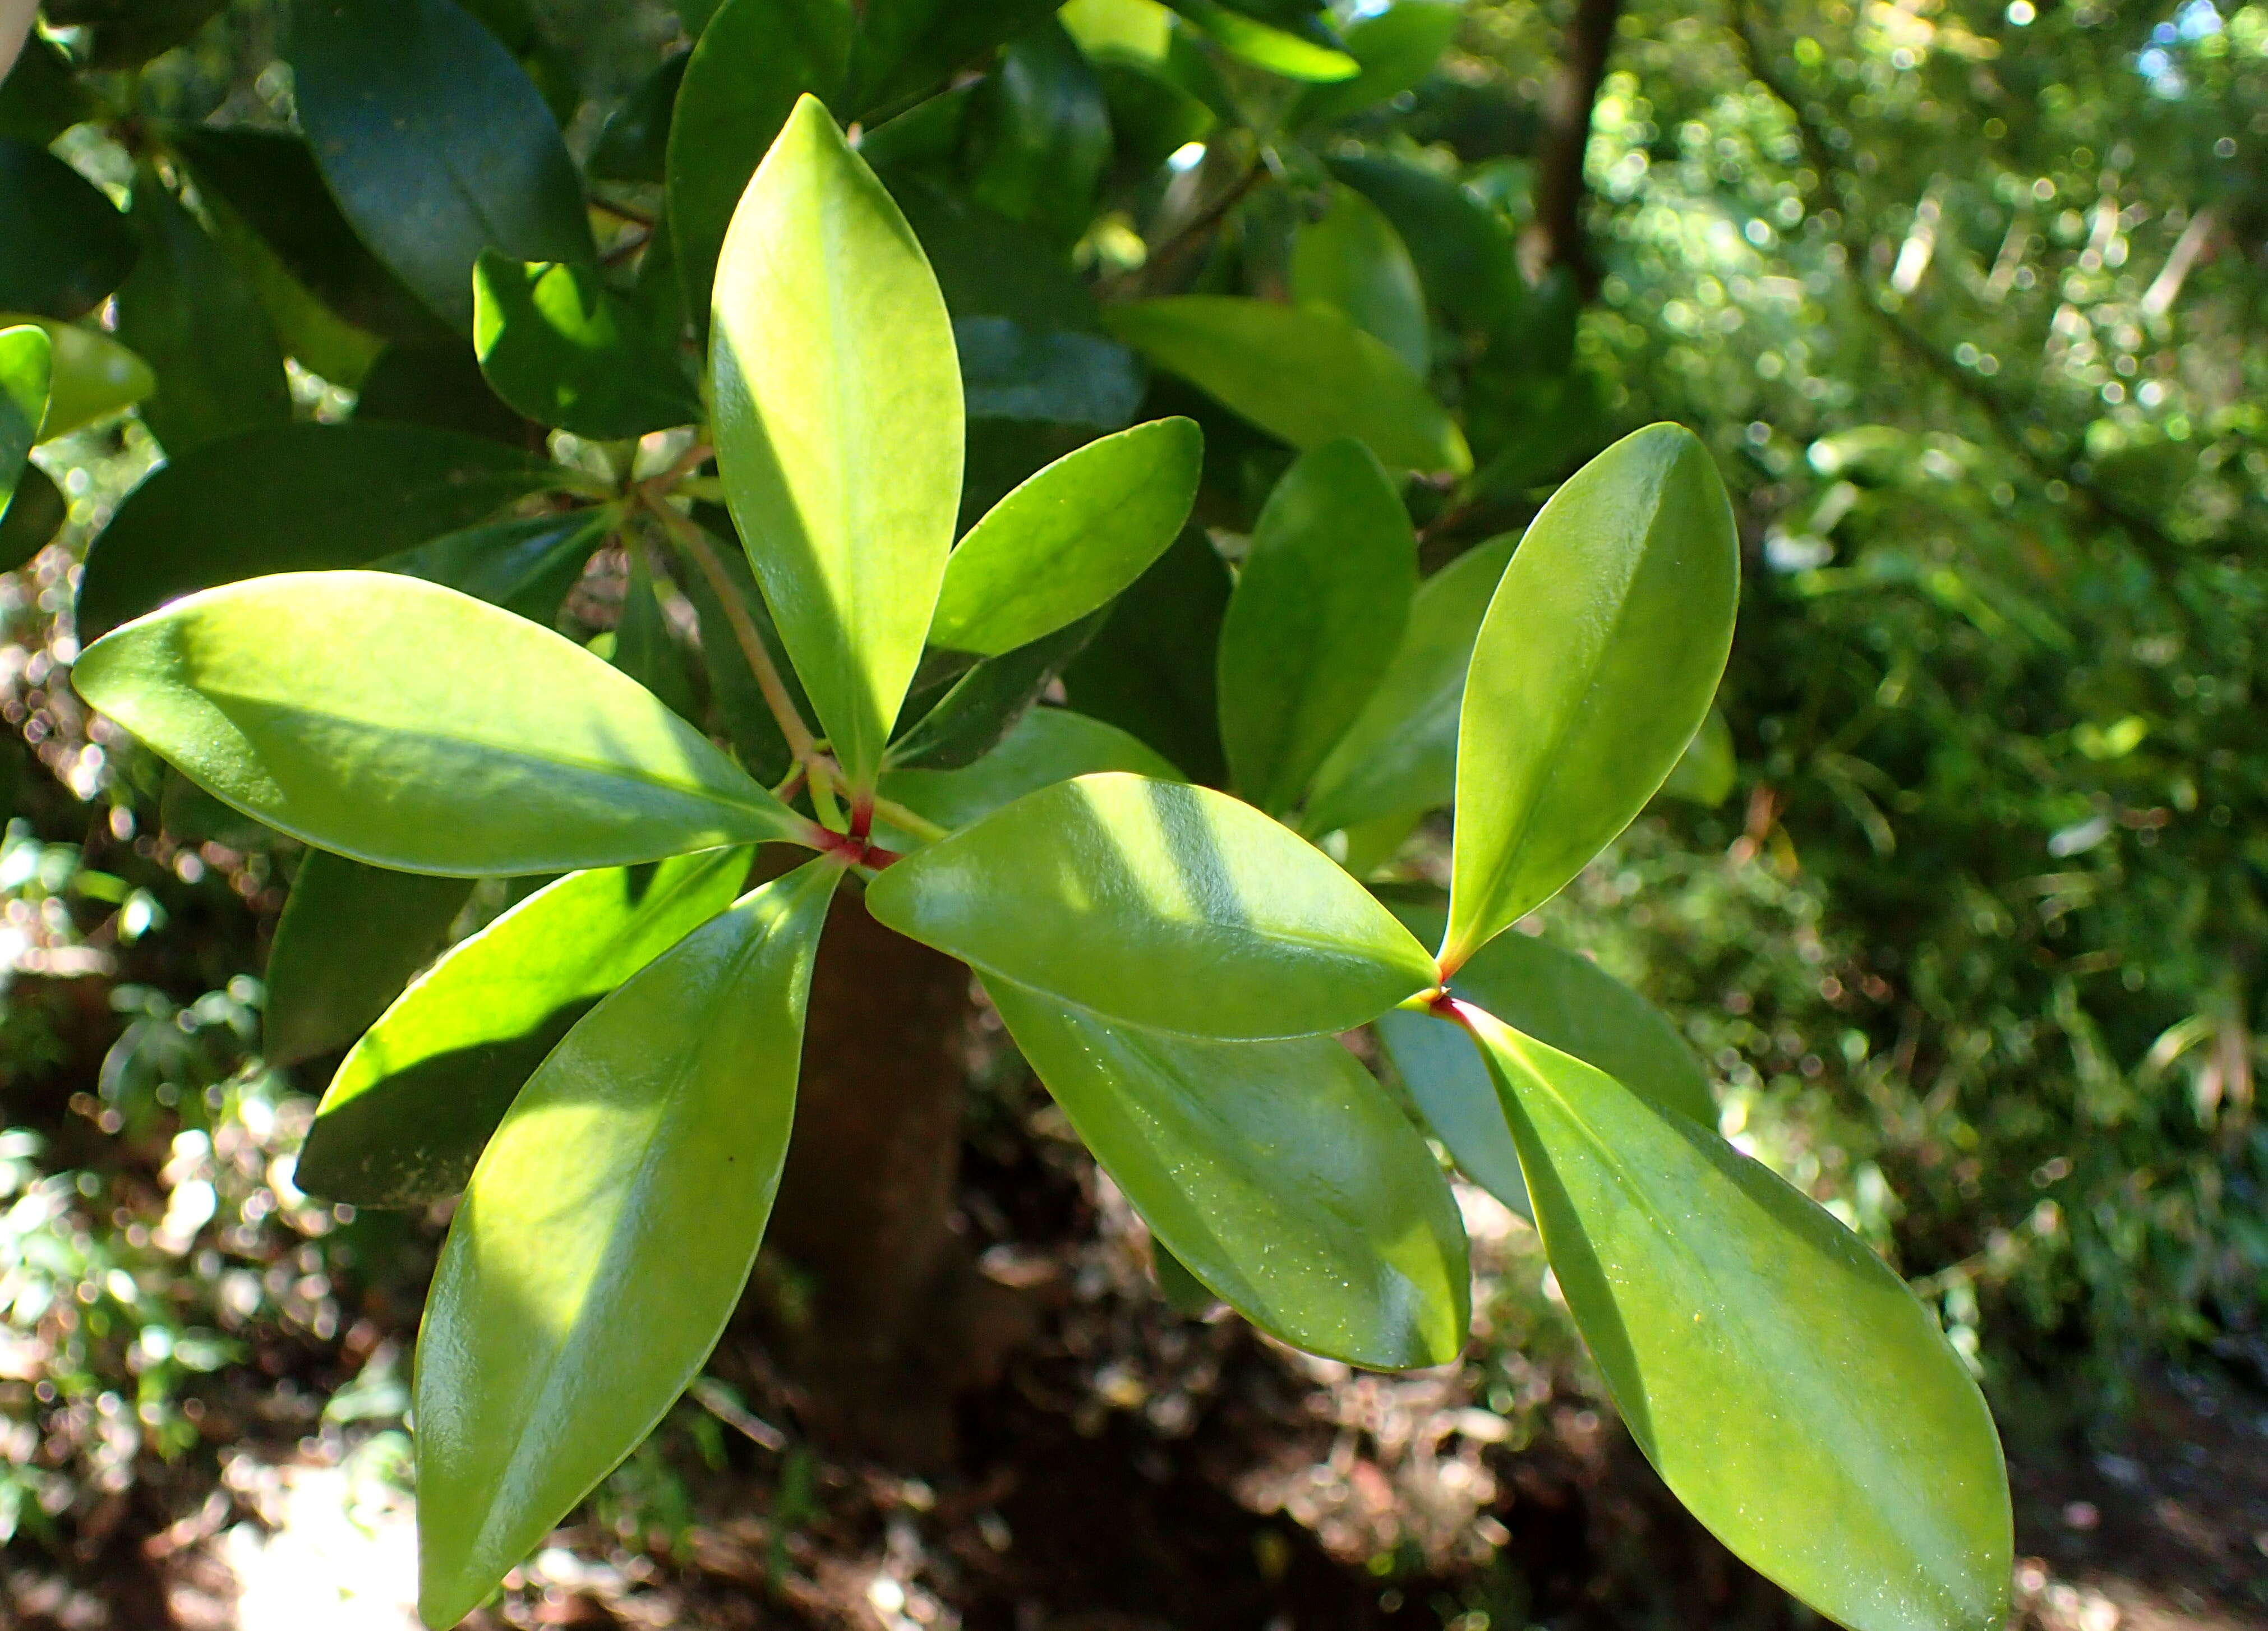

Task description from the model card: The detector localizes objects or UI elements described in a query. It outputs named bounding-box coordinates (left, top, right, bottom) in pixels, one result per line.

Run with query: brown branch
left=1522, top=0, right=1624, bottom=296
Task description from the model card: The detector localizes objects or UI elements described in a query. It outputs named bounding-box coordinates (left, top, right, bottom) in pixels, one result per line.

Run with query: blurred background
left=3, top=0, right=2267, bottom=1627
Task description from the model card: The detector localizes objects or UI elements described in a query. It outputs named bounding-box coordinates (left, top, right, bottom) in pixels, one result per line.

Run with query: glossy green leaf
left=1167, top=0, right=1356, bottom=79
left=472, top=253, right=700, bottom=440
left=0, top=321, right=46, bottom=524
left=1462, top=1006, right=2011, bottom=1631
left=964, top=20, right=1112, bottom=247
left=0, top=459, right=62, bottom=570
left=1445, top=424, right=1738, bottom=971
left=265, top=850, right=474, bottom=1067
left=588, top=48, right=689, bottom=183
left=290, top=0, right=596, bottom=333
left=75, top=421, right=559, bottom=639
left=930, top=418, right=1202, bottom=658
left=0, top=315, right=155, bottom=439
left=672, top=521, right=799, bottom=787
left=171, top=127, right=449, bottom=348
left=955, top=316, right=1145, bottom=429
left=414, top=858, right=840, bottom=1630
left=1095, top=58, right=1216, bottom=173
left=1150, top=1238, right=1218, bottom=1316
left=0, top=139, right=136, bottom=319
left=381, top=508, right=610, bottom=626
left=1290, top=186, right=1428, bottom=376
left=612, top=545, right=698, bottom=724
left=850, top=0, right=1063, bottom=112
left=1302, top=532, right=1514, bottom=837
left=879, top=706, right=1181, bottom=833
left=886, top=612, right=1105, bottom=771
left=0, top=36, right=95, bottom=145
left=1059, top=526, right=1229, bottom=785
left=1660, top=706, right=1737, bottom=807
left=1328, top=154, right=1522, bottom=333
left=355, top=341, right=534, bottom=446
left=666, top=0, right=851, bottom=328
left=1289, top=0, right=1461, bottom=124
left=1218, top=438, right=1415, bottom=816
left=1062, top=0, right=1173, bottom=64
left=299, top=846, right=754, bottom=1206
left=112, top=171, right=292, bottom=454
left=72, top=571, right=808, bottom=875
left=1107, top=297, right=1468, bottom=474
left=985, top=974, right=1469, bottom=1367
left=711, top=96, right=962, bottom=786
left=40, top=0, right=227, bottom=67
left=867, top=772, right=1435, bottom=1037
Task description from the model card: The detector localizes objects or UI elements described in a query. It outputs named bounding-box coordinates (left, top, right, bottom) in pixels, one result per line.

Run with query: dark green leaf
left=0, top=321, right=45, bottom=524
left=886, top=612, right=1105, bottom=771
left=1464, top=1008, right=2011, bottom=1631
left=414, top=859, right=840, bottom=1630
left=76, top=421, right=561, bottom=639
left=299, top=846, right=754, bottom=1206
left=1327, top=154, right=1522, bottom=333
left=1094, top=59, right=1216, bottom=175
left=72, top=571, right=808, bottom=874
left=866, top=771, right=1436, bottom=1038
left=672, top=520, right=800, bottom=787
left=850, top=0, right=1063, bottom=113
left=931, top=417, right=1201, bottom=657
left=588, top=49, right=689, bottom=183
left=1150, top=1238, right=1219, bottom=1316
left=472, top=252, right=701, bottom=439
left=40, top=0, right=227, bottom=67
left=985, top=974, right=1469, bottom=1366
left=879, top=705, right=1181, bottom=833
left=0, top=36, right=94, bottom=144
left=265, top=850, right=474, bottom=1067
left=956, top=316, right=1145, bottom=427
left=884, top=174, right=1100, bottom=331
left=1302, top=532, right=1514, bottom=837
left=381, top=508, right=610, bottom=626
left=1060, top=526, right=1229, bottom=785
left=290, top=0, right=596, bottom=332
left=112, top=171, right=292, bottom=455
left=0, top=459, right=62, bottom=570
left=613, top=545, right=698, bottom=724
left=0, top=138, right=136, bottom=319
left=1289, top=0, right=1460, bottom=125
left=666, top=0, right=851, bottom=331
left=1289, top=185, right=1428, bottom=376
left=355, top=341, right=535, bottom=446
left=171, top=127, right=449, bottom=346
left=1445, top=424, right=1739, bottom=971
left=1108, top=297, right=1468, bottom=473
left=711, top=96, right=962, bottom=786
left=964, top=19, right=1112, bottom=247
left=1218, top=438, right=1415, bottom=814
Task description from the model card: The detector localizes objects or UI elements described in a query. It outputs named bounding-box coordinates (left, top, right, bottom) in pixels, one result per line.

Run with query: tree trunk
left=1523, top=0, right=1623, bottom=295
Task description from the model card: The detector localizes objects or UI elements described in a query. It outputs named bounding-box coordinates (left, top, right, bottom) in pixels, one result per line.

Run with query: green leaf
left=613, top=545, right=698, bottom=724
left=866, top=771, right=1435, bottom=1038
left=472, top=253, right=701, bottom=440
left=1327, top=154, right=1523, bottom=334
left=1166, top=0, right=1357, bottom=80
left=72, top=571, right=808, bottom=874
left=984, top=974, right=1468, bottom=1366
left=289, top=0, right=596, bottom=333
left=1302, top=532, right=1514, bottom=837
left=112, top=171, right=292, bottom=454
left=930, top=418, right=1202, bottom=658
left=171, top=128, right=449, bottom=348
left=955, top=317, right=1145, bottom=429
left=1059, top=526, right=1229, bottom=785
left=1, top=315, right=154, bottom=439
left=1218, top=438, right=1415, bottom=816
left=1061, top=0, right=1174, bottom=63
left=588, top=48, right=689, bottom=183
left=0, top=459, right=63, bottom=571
left=886, top=612, right=1105, bottom=771
left=381, top=508, right=610, bottom=626
left=666, top=0, right=852, bottom=330
left=1445, top=424, right=1738, bottom=972
left=355, top=340, right=534, bottom=446
left=851, top=0, right=1063, bottom=113
left=879, top=705, right=1181, bottom=833
left=711, top=95, right=962, bottom=787
left=414, top=858, right=840, bottom=1630
left=1107, top=297, right=1467, bottom=474
left=298, top=846, right=754, bottom=1206
left=1150, top=1238, right=1219, bottom=1316
left=963, top=19, right=1112, bottom=247
left=1462, top=1007, right=2011, bottom=1631
left=0, top=139, right=137, bottom=319
left=0, top=36, right=95, bottom=146
left=1094, top=58, right=1216, bottom=173
left=1289, top=0, right=1461, bottom=125
left=39, top=0, right=227, bottom=67
left=75, top=421, right=560, bottom=639
left=1289, top=185, right=1428, bottom=376
left=1660, top=706, right=1737, bottom=807
left=265, top=850, right=474, bottom=1067
left=0, top=321, right=48, bottom=525
left=672, top=520, right=799, bottom=786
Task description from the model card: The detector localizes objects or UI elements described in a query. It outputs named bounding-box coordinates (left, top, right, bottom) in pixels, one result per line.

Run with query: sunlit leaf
left=1166, top=0, right=1356, bottom=80
left=414, top=858, right=840, bottom=1630
left=472, top=253, right=701, bottom=440
left=866, top=771, right=1435, bottom=1038
left=1289, top=0, right=1461, bottom=124
left=1445, top=424, right=1737, bottom=971
left=1289, top=186, right=1428, bottom=375
left=0, top=322, right=47, bottom=526
left=72, top=571, right=808, bottom=875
